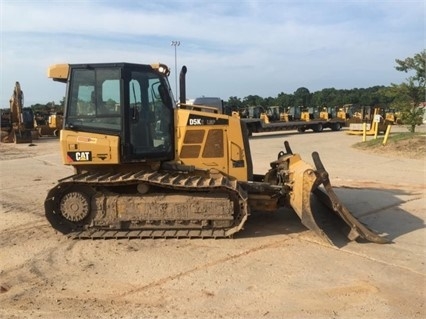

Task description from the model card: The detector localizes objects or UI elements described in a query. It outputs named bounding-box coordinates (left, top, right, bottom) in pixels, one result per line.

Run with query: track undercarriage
left=45, top=169, right=249, bottom=239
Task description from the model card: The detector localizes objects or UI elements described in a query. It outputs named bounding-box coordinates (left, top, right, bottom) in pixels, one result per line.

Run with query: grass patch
left=353, top=132, right=426, bottom=159
left=354, top=132, right=424, bottom=147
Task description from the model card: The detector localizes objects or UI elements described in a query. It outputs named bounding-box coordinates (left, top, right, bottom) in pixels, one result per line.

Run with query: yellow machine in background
left=346, top=107, right=390, bottom=136
left=319, top=106, right=348, bottom=121
left=1, top=82, right=35, bottom=143
left=34, top=108, right=63, bottom=137
left=300, top=107, right=311, bottom=121
left=44, top=62, right=387, bottom=245
left=48, top=112, right=64, bottom=136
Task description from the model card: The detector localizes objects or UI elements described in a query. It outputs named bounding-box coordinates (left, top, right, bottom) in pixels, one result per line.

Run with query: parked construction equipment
left=240, top=105, right=346, bottom=135
left=346, top=107, right=390, bottom=136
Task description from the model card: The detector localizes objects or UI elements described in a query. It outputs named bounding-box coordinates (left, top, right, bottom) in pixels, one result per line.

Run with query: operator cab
left=52, top=62, right=175, bottom=163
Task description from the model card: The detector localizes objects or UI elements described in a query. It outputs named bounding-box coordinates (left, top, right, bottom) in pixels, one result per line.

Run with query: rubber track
left=48, top=170, right=249, bottom=240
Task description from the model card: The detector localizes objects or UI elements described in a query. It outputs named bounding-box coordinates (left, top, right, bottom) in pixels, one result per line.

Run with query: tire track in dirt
left=335, top=180, right=425, bottom=193
left=116, top=236, right=297, bottom=298
left=299, top=236, right=426, bottom=277
left=0, top=194, right=48, bottom=217
left=339, top=247, right=426, bottom=277
left=0, top=240, right=79, bottom=295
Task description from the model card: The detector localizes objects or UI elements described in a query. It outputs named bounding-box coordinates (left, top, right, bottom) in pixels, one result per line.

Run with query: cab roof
left=47, top=62, right=170, bottom=82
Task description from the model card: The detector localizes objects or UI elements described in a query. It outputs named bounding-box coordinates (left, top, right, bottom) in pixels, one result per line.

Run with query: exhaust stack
left=179, top=65, right=187, bottom=104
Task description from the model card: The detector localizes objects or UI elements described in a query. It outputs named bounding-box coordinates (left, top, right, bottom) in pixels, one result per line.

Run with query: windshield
left=66, top=68, right=121, bottom=132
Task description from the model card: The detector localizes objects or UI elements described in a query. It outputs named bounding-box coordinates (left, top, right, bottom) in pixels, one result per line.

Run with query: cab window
left=67, top=68, right=121, bottom=132
left=128, top=71, right=173, bottom=157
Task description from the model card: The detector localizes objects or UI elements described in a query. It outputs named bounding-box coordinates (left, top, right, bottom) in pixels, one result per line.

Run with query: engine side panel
left=175, top=108, right=250, bottom=181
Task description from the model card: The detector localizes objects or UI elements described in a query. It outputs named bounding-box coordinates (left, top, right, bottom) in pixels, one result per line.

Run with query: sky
left=0, top=0, right=425, bottom=107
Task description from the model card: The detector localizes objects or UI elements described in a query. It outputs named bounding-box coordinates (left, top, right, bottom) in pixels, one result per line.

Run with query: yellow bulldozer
left=44, top=62, right=388, bottom=245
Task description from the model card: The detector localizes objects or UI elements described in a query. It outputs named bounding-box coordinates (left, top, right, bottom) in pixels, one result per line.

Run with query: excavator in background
left=1, top=82, right=34, bottom=143
left=44, top=62, right=388, bottom=245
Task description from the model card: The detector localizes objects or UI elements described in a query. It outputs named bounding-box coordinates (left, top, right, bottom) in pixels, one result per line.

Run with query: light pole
left=170, top=40, right=180, bottom=101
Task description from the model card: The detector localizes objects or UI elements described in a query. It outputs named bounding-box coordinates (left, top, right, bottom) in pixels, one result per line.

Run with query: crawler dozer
left=44, top=62, right=388, bottom=245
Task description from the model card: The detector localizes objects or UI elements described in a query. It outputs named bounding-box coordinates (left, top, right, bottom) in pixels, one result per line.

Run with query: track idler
left=280, top=141, right=388, bottom=245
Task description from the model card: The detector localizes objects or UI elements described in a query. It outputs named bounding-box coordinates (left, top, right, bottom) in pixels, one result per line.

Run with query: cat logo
left=67, top=151, right=92, bottom=162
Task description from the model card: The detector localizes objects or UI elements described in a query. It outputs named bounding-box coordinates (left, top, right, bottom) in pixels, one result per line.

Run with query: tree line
left=225, top=85, right=391, bottom=111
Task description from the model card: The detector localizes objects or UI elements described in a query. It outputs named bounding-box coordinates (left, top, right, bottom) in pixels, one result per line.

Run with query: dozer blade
left=287, top=149, right=388, bottom=245
left=311, top=152, right=389, bottom=244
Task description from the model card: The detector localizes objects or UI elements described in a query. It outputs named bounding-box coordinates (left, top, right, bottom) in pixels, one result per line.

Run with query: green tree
left=227, top=96, right=243, bottom=110
left=275, top=92, right=295, bottom=108
left=263, top=96, right=275, bottom=107
left=311, top=88, right=337, bottom=107
left=243, top=95, right=264, bottom=106
left=59, top=96, right=66, bottom=109
left=392, top=50, right=425, bottom=132
left=293, top=87, right=311, bottom=107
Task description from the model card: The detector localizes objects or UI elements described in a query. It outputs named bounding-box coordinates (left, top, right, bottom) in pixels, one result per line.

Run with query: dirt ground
left=0, top=126, right=425, bottom=319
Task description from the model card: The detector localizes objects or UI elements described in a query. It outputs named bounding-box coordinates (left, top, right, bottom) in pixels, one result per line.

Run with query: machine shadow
left=235, top=186, right=424, bottom=248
